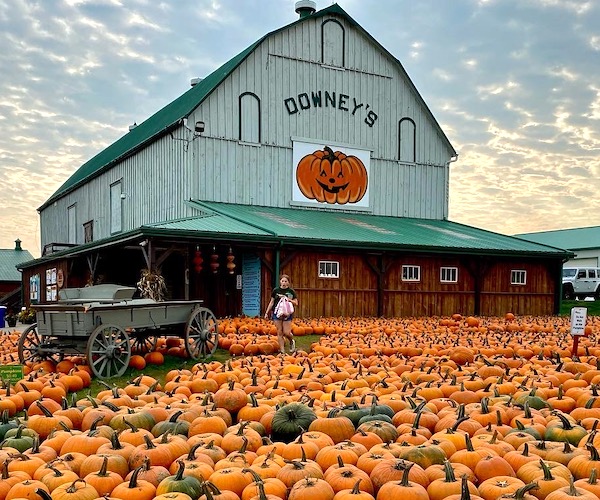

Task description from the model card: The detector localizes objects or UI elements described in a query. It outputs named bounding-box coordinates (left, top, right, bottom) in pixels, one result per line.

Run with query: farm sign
left=292, top=140, right=370, bottom=209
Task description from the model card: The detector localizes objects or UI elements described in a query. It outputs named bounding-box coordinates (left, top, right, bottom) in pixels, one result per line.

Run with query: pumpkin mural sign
left=295, top=145, right=369, bottom=205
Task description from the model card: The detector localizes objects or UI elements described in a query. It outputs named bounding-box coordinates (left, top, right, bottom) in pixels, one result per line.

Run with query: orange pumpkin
left=296, top=146, right=368, bottom=204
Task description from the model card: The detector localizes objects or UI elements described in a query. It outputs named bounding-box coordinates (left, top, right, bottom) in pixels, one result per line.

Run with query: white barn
left=21, top=2, right=569, bottom=318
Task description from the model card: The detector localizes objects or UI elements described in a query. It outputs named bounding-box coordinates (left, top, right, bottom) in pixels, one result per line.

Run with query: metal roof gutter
left=275, top=235, right=575, bottom=258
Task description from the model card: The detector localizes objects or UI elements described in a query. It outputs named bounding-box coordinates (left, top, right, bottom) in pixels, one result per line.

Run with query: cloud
left=2, top=0, right=600, bottom=256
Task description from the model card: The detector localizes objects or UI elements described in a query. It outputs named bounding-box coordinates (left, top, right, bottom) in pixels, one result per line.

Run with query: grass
left=82, top=334, right=321, bottom=398
left=560, top=299, right=600, bottom=316
left=71, top=302, right=598, bottom=398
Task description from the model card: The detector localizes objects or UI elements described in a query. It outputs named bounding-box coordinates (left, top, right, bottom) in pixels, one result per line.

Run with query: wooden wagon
left=17, top=284, right=219, bottom=379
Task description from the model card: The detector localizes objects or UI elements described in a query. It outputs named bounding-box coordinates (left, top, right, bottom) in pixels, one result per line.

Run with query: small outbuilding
left=0, top=239, right=34, bottom=313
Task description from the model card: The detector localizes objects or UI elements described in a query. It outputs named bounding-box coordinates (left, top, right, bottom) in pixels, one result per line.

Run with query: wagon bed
left=18, top=284, right=219, bottom=379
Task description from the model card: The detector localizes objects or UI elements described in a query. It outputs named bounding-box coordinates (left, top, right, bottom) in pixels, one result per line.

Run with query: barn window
left=83, top=220, right=94, bottom=243
left=319, top=261, right=339, bottom=278
left=110, top=181, right=123, bottom=234
left=239, top=92, right=261, bottom=143
left=440, top=267, right=458, bottom=283
left=402, top=265, right=421, bottom=282
left=321, top=19, right=345, bottom=67
left=398, top=117, right=416, bottom=162
left=67, top=204, right=77, bottom=244
left=511, top=270, right=527, bottom=285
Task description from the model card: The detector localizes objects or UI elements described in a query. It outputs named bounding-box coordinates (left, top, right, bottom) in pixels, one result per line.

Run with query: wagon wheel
left=185, top=307, right=219, bottom=360
left=86, top=324, right=131, bottom=379
left=130, top=332, right=157, bottom=354
left=18, top=323, right=64, bottom=365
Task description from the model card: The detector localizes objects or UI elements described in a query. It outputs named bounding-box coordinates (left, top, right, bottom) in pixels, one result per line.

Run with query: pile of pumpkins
left=0, top=313, right=600, bottom=499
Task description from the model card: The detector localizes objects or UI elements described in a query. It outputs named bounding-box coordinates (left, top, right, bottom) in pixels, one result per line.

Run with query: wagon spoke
left=86, top=324, right=131, bottom=379
left=185, top=307, right=219, bottom=360
left=18, top=323, right=62, bottom=365
left=94, top=357, right=109, bottom=377
left=131, top=334, right=157, bottom=354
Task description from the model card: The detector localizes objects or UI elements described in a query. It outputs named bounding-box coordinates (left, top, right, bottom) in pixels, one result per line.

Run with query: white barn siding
left=40, top=133, right=195, bottom=246
left=39, top=9, right=456, bottom=248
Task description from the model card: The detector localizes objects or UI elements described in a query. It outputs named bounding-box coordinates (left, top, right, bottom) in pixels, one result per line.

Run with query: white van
left=562, top=267, right=600, bottom=300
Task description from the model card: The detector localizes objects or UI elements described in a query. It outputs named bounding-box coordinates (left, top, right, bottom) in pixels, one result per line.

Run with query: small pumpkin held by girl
left=264, top=274, right=299, bottom=354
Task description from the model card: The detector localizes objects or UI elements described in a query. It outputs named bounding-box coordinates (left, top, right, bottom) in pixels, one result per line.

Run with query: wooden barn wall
left=277, top=250, right=378, bottom=318
left=0, top=282, right=19, bottom=296
left=479, top=260, right=556, bottom=317
left=270, top=251, right=557, bottom=318
left=383, top=255, right=476, bottom=317
left=20, top=260, right=72, bottom=307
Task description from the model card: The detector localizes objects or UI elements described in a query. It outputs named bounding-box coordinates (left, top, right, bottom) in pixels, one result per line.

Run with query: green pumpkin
left=397, top=443, right=447, bottom=469
left=544, top=412, right=588, bottom=446
left=0, top=410, right=18, bottom=440
left=514, top=389, right=551, bottom=410
left=357, top=413, right=393, bottom=426
left=337, top=404, right=370, bottom=427
left=270, top=402, right=317, bottom=443
left=367, top=403, right=395, bottom=419
left=2, top=425, right=36, bottom=452
left=151, top=410, right=190, bottom=438
left=110, top=409, right=156, bottom=432
left=156, top=460, right=204, bottom=499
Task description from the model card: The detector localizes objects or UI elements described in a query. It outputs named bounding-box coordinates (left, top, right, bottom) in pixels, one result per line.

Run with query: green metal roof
left=189, top=201, right=572, bottom=257
left=39, top=3, right=455, bottom=211
left=144, top=212, right=273, bottom=238
left=17, top=212, right=275, bottom=270
left=515, top=226, right=600, bottom=251
left=0, top=248, right=34, bottom=281
left=19, top=202, right=572, bottom=271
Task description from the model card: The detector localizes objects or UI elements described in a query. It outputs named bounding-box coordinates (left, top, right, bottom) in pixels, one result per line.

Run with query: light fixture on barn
left=210, top=246, right=220, bottom=273
left=193, top=246, right=203, bottom=273
left=226, top=247, right=236, bottom=274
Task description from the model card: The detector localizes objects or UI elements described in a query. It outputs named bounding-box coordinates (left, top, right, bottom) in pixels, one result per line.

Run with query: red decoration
left=226, top=247, right=236, bottom=274
left=193, top=246, right=203, bottom=273
left=210, top=246, right=219, bottom=273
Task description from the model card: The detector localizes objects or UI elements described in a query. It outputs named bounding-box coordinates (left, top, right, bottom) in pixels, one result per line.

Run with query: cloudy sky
left=1, top=0, right=599, bottom=257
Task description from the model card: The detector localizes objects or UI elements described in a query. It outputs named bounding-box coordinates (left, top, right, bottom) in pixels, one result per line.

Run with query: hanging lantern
left=193, top=246, right=203, bottom=273
left=210, top=246, right=220, bottom=273
left=226, top=247, right=236, bottom=274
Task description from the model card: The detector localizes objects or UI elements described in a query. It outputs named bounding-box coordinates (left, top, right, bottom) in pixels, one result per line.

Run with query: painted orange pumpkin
left=296, top=146, right=368, bottom=204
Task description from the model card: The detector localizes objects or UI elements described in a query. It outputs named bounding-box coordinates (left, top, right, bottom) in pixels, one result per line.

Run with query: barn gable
left=40, top=3, right=454, bottom=212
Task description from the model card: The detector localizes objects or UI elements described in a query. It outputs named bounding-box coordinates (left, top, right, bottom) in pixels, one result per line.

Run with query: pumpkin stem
left=399, top=462, right=414, bottom=487
left=34, top=489, right=53, bottom=500
left=35, top=401, right=54, bottom=418
left=122, top=418, right=139, bottom=433
left=551, top=411, right=575, bottom=430
left=89, top=415, right=105, bottom=431
left=128, top=466, right=144, bottom=488
left=585, top=442, right=600, bottom=461
left=539, top=459, right=555, bottom=481
left=142, top=434, right=158, bottom=450
left=242, top=468, right=263, bottom=484
left=464, top=434, right=475, bottom=452
left=98, top=455, right=110, bottom=476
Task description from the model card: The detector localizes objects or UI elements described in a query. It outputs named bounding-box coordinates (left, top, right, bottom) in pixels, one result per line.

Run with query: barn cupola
left=295, top=0, right=316, bottom=18
left=14, top=239, right=22, bottom=251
